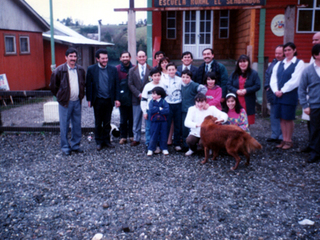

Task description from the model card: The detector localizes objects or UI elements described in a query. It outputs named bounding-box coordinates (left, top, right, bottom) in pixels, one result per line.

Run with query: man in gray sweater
left=299, top=44, right=320, bottom=163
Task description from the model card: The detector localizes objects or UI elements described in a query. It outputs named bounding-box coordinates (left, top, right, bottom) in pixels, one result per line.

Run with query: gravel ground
left=1, top=109, right=320, bottom=239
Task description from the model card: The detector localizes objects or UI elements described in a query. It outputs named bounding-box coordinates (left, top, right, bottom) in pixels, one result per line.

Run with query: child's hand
left=159, top=107, right=163, bottom=111
left=144, top=113, right=148, bottom=120
left=215, top=119, right=224, bottom=125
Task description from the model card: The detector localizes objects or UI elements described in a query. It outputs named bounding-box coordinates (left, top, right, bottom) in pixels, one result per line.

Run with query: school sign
left=155, top=0, right=266, bottom=7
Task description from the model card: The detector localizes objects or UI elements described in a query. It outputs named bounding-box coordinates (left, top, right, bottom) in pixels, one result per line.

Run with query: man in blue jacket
left=86, top=49, right=120, bottom=151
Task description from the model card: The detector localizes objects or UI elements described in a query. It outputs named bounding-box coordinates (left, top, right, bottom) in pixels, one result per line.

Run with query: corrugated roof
left=43, top=19, right=113, bottom=46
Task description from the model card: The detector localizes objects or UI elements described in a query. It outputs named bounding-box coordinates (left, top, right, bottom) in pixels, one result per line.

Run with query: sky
left=25, top=0, right=147, bottom=25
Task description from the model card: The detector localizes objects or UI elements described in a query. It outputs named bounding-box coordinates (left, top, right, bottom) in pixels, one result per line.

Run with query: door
left=183, top=10, right=213, bottom=59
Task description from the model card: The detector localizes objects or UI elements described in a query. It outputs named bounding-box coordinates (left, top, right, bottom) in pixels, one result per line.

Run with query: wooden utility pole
left=128, top=0, right=136, bottom=64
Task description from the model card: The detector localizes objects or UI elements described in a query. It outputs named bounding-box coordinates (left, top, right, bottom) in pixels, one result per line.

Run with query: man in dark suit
left=195, top=48, right=228, bottom=102
left=86, top=49, right=120, bottom=150
left=128, top=50, right=151, bottom=146
left=177, top=51, right=198, bottom=80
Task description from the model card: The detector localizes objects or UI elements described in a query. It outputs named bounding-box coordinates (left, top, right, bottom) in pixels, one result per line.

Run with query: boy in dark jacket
left=147, top=87, right=170, bottom=156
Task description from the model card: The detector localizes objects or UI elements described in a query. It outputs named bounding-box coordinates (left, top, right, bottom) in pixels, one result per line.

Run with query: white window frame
left=297, top=0, right=320, bottom=33
left=219, top=10, right=229, bottom=39
left=19, top=35, right=30, bottom=54
left=167, top=11, right=176, bottom=39
left=4, top=35, right=16, bottom=55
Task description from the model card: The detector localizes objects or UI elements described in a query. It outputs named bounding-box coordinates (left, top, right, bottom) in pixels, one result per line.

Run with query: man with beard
left=195, top=48, right=228, bottom=102
left=86, top=49, right=120, bottom=151
left=50, top=48, right=86, bottom=156
left=116, top=51, right=135, bottom=144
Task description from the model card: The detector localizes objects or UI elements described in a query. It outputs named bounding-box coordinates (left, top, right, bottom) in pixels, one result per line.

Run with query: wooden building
left=151, top=0, right=318, bottom=64
left=0, top=0, right=50, bottom=90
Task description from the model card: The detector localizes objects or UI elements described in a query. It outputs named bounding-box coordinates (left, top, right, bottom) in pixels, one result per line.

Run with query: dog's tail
left=244, top=135, right=262, bottom=153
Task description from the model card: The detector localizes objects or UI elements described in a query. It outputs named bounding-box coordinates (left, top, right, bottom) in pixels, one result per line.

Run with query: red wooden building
left=151, top=0, right=318, bottom=64
left=0, top=0, right=50, bottom=90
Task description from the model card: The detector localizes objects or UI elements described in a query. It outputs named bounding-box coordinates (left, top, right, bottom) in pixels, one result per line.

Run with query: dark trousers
left=310, top=108, right=320, bottom=157
left=119, top=105, right=133, bottom=139
left=93, top=98, right=113, bottom=145
left=186, top=135, right=200, bottom=152
left=149, top=121, right=168, bottom=151
left=167, top=103, right=182, bottom=146
left=181, top=112, right=190, bottom=148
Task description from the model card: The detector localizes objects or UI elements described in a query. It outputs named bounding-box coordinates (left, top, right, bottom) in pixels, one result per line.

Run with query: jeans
left=59, top=100, right=82, bottom=153
left=167, top=103, right=182, bottom=146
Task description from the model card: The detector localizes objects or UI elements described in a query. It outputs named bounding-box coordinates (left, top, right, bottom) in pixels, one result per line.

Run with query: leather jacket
left=50, top=63, right=86, bottom=107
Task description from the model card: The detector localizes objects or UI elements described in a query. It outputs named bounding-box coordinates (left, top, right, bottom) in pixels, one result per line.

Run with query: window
left=297, top=0, right=320, bottom=32
left=19, top=36, right=30, bottom=54
left=4, top=35, right=16, bottom=55
left=219, top=10, right=229, bottom=39
left=167, top=11, right=176, bottom=39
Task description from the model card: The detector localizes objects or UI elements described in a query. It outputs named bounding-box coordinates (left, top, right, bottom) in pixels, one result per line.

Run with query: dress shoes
left=72, top=148, right=84, bottom=153
left=130, top=141, right=140, bottom=146
left=300, top=146, right=311, bottom=153
left=105, top=142, right=115, bottom=148
left=307, top=155, right=320, bottom=163
left=267, top=138, right=282, bottom=144
left=96, top=144, right=102, bottom=151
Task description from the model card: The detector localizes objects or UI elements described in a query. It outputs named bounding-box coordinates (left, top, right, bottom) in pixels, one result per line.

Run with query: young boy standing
left=161, top=63, right=183, bottom=151
left=141, top=68, right=165, bottom=151
left=181, top=69, right=207, bottom=151
left=147, top=87, right=170, bottom=156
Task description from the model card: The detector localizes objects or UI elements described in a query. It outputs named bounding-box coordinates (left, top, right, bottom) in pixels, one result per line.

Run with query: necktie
left=141, top=65, right=145, bottom=81
left=205, top=64, right=208, bottom=73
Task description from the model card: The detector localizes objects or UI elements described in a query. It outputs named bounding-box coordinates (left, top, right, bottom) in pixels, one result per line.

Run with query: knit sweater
left=226, top=108, right=250, bottom=133
left=181, top=80, right=207, bottom=112
left=299, top=63, right=320, bottom=109
left=205, top=85, right=222, bottom=109
left=184, top=105, right=228, bottom=137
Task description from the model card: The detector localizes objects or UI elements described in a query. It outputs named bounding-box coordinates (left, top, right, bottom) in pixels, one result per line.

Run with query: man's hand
left=88, top=101, right=91, bottom=107
left=115, top=101, right=121, bottom=108
left=139, top=94, right=142, bottom=101
left=304, top=107, right=310, bottom=115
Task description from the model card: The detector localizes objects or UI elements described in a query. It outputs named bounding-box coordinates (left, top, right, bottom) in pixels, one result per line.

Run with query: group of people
left=50, top=32, right=320, bottom=164
left=264, top=32, right=320, bottom=163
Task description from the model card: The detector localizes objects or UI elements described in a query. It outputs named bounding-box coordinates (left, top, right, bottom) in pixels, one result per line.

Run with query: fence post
left=261, top=56, right=269, bottom=118
left=0, top=110, right=3, bottom=134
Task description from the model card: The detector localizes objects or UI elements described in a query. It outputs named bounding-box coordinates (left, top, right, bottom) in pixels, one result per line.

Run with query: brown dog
left=200, top=115, right=262, bottom=170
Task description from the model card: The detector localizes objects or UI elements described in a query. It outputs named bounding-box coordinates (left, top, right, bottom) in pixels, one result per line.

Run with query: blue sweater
left=299, top=64, right=320, bottom=109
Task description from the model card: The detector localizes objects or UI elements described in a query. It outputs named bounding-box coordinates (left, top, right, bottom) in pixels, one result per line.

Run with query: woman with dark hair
left=158, top=57, right=170, bottom=80
left=227, top=54, right=261, bottom=125
left=270, top=42, right=305, bottom=150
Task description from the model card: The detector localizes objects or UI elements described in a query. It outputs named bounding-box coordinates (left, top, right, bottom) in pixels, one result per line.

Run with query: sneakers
left=119, top=138, right=127, bottom=144
left=154, top=146, right=161, bottom=154
left=175, top=146, right=182, bottom=151
left=162, top=150, right=169, bottom=155
left=147, top=150, right=153, bottom=156
left=185, top=149, right=194, bottom=156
